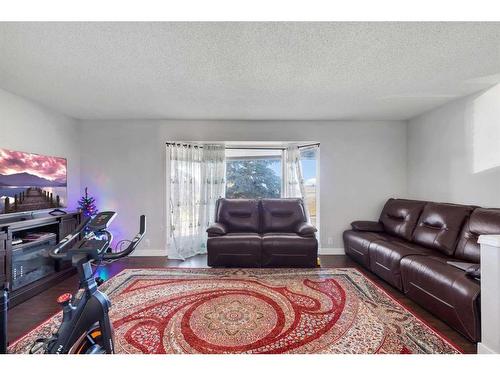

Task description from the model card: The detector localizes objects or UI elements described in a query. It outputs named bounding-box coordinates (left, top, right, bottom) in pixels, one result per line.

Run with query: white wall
left=408, top=85, right=500, bottom=208
left=4, top=78, right=499, bottom=258
left=0, top=88, right=80, bottom=211
left=78, top=120, right=408, bottom=256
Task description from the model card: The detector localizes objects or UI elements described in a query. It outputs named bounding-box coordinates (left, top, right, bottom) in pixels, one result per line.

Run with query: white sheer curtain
left=168, top=143, right=225, bottom=260
left=200, top=144, right=226, bottom=238
left=284, top=144, right=309, bottom=219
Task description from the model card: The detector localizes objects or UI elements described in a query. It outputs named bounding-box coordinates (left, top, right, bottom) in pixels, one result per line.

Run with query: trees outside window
left=226, top=158, right=281, bottom=198
left=225, top=148, right=282, bottom=199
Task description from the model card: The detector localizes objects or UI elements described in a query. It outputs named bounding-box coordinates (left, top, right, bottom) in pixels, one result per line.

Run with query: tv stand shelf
left=0, top=211, right=81, bottom=307
left=12, top=234, right=56, bottom=250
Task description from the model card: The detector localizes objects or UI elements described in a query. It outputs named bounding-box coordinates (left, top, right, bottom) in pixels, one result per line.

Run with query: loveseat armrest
left=350, top=220, right=384, bottom=232
left=206, top=222, right=228, bottom=237
left=295, top=222, right=318, bottom=237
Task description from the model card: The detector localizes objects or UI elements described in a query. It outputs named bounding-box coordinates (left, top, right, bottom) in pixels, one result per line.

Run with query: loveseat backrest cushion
left=379, top=198, right=426, bottom=241
left=455, top=208, right=500, bottom=263
left=412, top=202, right=473, bottom=255
left=216, top=198, right=260, bottom=233
left=261, top=198, right=306, bottom=233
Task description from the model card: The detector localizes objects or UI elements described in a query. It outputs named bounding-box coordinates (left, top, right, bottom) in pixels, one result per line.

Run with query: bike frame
left=46, top=255, right=114, bottom=354
left=1, top=214, right=145, bottom=355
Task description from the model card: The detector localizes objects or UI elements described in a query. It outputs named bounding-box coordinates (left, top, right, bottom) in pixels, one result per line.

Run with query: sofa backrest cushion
left=455, top=208, right=500, bottom=263
left=261, top=198, right=306, bottom=233
left=412, top=203, right=472, bottom=255
left=379, top=198, right=426, bottom=241
left=216, top=198, right=260, bottom=233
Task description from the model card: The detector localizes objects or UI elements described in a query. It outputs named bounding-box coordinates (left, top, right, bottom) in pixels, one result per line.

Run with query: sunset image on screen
left=0, top=148, right=67, bottom=214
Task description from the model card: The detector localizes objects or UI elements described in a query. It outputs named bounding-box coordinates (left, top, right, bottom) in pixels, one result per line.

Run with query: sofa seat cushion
left=369, top=239, right=433, bottom=290
left=261, top=233, right=317, bottom=267
left=343, top=230, right=396, bottom=268
left=400, top=255, right=481, bottom=341
left=207, top=233, right=261, bottom=267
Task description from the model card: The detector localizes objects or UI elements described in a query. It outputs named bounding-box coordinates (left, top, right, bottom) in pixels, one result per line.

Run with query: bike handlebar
left=102, top=215, right=146, bottom=260
left=49, top=215, right=146, bottom=261
left=49, top=216, right=92, bottom=260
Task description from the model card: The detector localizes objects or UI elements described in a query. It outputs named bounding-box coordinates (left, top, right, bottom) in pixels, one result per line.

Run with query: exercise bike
left=10, top=211, right=145, bottom=354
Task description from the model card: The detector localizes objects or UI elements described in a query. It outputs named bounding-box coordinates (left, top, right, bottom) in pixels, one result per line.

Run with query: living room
left=1, top=1, right=500, bottom=372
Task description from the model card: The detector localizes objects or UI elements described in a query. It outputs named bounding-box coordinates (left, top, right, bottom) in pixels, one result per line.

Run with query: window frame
left=166, top=142, right=320, bottom=256
left=298, top=145, right=320, bottom=241
left=223, top=145, right=319, bottom=239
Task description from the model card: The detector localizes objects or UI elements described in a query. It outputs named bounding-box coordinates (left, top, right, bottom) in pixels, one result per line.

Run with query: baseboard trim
left=319, top=247, right=345, bottom=255
left=131, top=249, right=166, bottom=257
left=133, top=248, right=344, bottom=257
left=478, top=342, right=498, bottom=354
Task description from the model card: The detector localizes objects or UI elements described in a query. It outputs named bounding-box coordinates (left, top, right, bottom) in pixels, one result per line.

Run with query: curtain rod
left=166, top=142, right=320, bottom=150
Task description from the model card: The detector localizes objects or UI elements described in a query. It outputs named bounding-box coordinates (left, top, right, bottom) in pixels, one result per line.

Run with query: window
left=166, top=142, right=319, bottom=259
left=300, top=146, right=319, bottom=227
left=224, top=145, right=319, bottom=228
left=225, top=148, right=282, bottom=199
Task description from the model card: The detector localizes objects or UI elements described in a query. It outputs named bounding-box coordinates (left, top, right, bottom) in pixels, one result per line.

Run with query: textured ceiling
left=0, top=22, right=499, bottom=121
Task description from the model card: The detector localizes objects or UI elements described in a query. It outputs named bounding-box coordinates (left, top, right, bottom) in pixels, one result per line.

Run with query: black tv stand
left=0, top=211, right=81, bottom=307
left=49, top=208, right=67, bottom=216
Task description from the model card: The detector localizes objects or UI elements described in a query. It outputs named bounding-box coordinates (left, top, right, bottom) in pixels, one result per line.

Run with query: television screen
left=0, top=148, right=67, bottom=215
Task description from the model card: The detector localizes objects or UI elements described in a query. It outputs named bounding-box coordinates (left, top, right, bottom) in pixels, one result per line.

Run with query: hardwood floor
left=7, top=255, right=477, bottom=353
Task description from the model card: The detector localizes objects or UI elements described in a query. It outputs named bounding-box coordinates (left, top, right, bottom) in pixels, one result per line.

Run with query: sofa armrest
left=206, top=222, right=227, bottom=237
left=295, top=222, right=318, bottom=237
left=350, top=220, right=384, bottom=232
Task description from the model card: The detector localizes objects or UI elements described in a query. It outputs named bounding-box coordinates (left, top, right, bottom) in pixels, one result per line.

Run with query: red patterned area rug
left=10, top=268, right=461, bottom=354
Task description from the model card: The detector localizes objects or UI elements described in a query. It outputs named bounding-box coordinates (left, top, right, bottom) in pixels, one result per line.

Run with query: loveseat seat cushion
left=343, top=230, right=395, bottom=268
left=216, top=198, right=260, bottom=233
left=369, top=239, right=433, bottom=290
left=261, top=233, right=317, bottom=267
left=261, top=198, right=308, bottom=233
left=207, top=233, right=261, bottom=267
left=379, top=198, right=427, bottom=241
left=400, top=255, right=481, bottom=341
left=412, top=203, right=473, bottom=256
left=454, top=208, right=500, bottom=263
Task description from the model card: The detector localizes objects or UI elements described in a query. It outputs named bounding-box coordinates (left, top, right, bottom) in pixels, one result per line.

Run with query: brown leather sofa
left=207, top=198, right=318, bottom=268
left=344, top=198, right=500, bottom=342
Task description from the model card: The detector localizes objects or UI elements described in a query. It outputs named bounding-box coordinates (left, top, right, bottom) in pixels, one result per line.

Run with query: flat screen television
left=0, top=148, right=67, bottom=215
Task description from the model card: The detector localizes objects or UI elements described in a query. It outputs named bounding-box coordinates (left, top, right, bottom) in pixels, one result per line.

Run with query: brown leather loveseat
left=207, top=198, right=318, bottom=268
left=343, top=198, right=500, bottom=342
